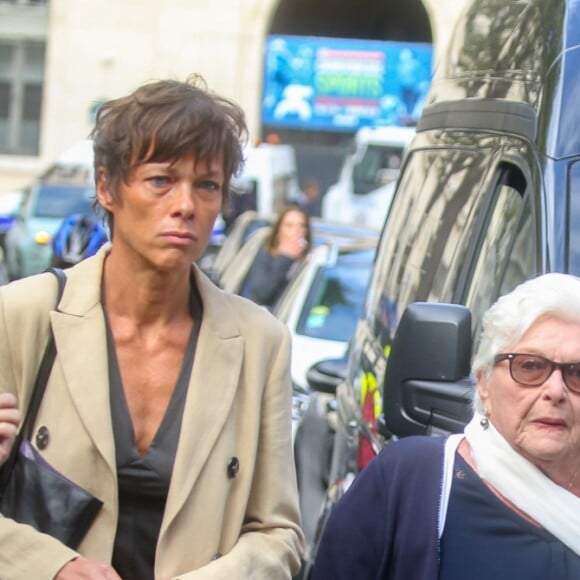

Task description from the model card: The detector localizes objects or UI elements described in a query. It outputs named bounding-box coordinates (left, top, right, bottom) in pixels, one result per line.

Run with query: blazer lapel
left=161, top=270, right=244, bottom=528
left=51, top=250, right=117, bottom=476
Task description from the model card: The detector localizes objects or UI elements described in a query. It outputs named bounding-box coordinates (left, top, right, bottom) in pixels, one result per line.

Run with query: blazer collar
left=51, top=246, right=115, bottom=474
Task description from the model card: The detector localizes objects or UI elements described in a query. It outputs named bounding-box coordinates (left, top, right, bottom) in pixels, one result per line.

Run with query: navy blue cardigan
left=311, top=435, right=446, bottom=580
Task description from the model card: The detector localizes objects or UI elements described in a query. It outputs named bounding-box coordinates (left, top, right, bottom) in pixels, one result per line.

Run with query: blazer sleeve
left=173, top=321, right=304, bottom=579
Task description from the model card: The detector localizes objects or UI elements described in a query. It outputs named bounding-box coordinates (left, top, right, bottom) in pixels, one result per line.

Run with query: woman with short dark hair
left=244, top=204, right=311, bottom=309
left=0, top=75, right=303, bottom=580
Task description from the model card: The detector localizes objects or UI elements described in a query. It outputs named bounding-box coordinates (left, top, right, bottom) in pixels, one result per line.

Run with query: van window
left=568, top=161, right=580, bottom=274
left=32, top=184, right=94, bottom=218
left=364, top=147, right=491, bottom=349
left=464, top=162, right=536, bottom=340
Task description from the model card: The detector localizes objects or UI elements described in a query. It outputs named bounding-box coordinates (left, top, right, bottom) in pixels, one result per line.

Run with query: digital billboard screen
left=261, top=35, right=433, bottom=132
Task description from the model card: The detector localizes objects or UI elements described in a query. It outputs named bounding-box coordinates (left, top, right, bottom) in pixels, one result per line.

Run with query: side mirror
left=382, top=302, right=474, bottom=437
left=306, top=357, right=348, bottom=395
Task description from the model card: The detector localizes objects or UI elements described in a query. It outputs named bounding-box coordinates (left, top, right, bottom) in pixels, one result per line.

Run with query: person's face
left=278, top=209, right=308, bottom=244
left=304, top=183, right=319, bottom=202
left=478, top=315, right=580, bottom=475
left=97, top=154, right=223, bottom=271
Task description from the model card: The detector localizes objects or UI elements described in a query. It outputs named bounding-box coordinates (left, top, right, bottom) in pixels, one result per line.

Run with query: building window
left=0, top=1, right=48, bottom=5
left=0, top=40, right=45, bottom=155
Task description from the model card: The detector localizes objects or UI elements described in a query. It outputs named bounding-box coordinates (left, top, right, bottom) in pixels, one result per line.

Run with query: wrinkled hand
left=277, top=235, right=307, bottom=260
left=56, top=557, right=122, bottom=579
left=0, top=392, right=20, bottom=465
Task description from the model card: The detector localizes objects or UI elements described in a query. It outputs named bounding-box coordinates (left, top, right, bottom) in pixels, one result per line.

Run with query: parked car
left=5, top=183, right=95, bottom=280
left=273, top=240, right=378, bottom=549
left=4, top=140, right=95, bottom=279
left=302, top=0, right=580, bottom=575
left=273, top=240, right=378, bottom=419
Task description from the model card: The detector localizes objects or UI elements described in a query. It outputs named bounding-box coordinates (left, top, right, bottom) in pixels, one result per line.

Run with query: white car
left=269, top=237, right=377, bottom=550
left=271, top=239, right=378, bottom=438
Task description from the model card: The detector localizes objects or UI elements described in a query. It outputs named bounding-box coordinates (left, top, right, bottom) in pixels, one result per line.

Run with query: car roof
left=307, top=237, right=378, bottom=266
left=310, top=218, right=380, bottom=247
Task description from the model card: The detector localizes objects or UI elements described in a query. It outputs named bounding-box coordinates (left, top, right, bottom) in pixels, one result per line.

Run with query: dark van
left=301, top=0, right=580, bottom=574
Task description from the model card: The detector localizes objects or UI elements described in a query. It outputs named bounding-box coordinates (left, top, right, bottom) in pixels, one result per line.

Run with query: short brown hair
left=90, top=74, right=247, bottom=228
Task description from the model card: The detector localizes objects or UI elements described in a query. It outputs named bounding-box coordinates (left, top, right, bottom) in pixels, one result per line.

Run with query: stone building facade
left=0, top=0, right=467, bottom=193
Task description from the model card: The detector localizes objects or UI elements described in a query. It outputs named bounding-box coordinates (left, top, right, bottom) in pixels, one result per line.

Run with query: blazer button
left=227, top=456, right=239, bottom=479
left=35, top=426, right=50, bottom=450
left=211, top=552, right=223, bottom=561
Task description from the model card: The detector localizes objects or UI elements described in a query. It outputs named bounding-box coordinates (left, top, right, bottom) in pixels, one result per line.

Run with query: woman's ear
left=96, top=167, right=114, bottom=210
left=476, top=369, right=491, bottom=413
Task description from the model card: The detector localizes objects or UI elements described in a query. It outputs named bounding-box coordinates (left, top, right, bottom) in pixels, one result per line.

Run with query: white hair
left=472, top=273, right=580, bottom=413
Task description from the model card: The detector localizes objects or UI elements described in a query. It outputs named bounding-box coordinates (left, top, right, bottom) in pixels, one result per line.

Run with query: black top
left=105, top=284, right=202, bottom=580
left=243, top=247, right=296, bottom=308
left=439, top=453, right=580, bottom=580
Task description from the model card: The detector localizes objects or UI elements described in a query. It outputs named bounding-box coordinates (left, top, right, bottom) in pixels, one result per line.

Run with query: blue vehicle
left=4, top=140, right=95, bottom=279
left=5, top=182, right=95, bottom=279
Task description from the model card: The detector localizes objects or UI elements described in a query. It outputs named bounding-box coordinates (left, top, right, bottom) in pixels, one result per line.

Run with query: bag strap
left=20, top=267, right=67, bottom=440
left=0, top=268, right=66, bottom=492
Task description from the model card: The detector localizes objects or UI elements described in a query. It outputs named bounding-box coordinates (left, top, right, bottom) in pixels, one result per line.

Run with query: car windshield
left=352, top=145, right=404, bottom=194
left=296, top=248, right=374, bottom=342
left=32, top=184, right=95, bottom=218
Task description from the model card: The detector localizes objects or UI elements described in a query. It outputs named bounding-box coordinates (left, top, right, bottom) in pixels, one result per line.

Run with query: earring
left=480, top=413, right=489, bottom=430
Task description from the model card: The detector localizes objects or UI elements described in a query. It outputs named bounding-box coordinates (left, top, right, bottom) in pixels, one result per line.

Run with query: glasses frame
left=493, top=352, right=580, bottom=393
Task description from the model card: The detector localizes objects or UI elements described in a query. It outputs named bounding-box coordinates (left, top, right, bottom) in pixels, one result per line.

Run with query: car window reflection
left=33, top=184, right=95, bottom=218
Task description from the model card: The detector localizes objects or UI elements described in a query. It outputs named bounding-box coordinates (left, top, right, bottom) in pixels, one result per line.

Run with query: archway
left=262, top=0, right=433, bottom=201
left=270, top=0, right=431, bottom=42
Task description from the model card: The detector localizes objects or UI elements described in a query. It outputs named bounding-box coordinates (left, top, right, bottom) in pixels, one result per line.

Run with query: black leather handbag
left=0, top=268, right=103, bottom=549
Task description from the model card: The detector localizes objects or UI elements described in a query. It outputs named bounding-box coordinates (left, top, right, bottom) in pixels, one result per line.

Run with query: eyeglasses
left=494, top=353, right=580, bottom=393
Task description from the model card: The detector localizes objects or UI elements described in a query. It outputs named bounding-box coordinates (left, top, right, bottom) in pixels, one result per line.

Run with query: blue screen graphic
left=262, top=35, right=433, bottom=132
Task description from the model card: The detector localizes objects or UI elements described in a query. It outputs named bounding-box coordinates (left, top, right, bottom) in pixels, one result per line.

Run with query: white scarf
left=464, top=412, right=580, bottom=556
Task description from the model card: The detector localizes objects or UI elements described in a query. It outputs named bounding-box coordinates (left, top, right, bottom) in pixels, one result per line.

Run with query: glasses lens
left=510, top=354, right=550, bottom=386
left=563, top=363, right=580, bottom=392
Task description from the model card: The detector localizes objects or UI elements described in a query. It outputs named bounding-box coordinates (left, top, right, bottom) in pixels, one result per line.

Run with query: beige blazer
left=0, top=247, right=303, bottom=579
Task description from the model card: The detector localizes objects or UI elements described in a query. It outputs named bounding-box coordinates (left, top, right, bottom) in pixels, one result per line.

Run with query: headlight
left=34, top=231, right=52, bottom=245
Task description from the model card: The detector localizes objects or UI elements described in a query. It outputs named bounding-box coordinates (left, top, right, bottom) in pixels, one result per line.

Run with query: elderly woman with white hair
left=311, top=273, right=580, bottom=579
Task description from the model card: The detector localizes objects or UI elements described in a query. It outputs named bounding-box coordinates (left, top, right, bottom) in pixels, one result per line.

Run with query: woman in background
left=245, top=205, right=311, bottom=309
